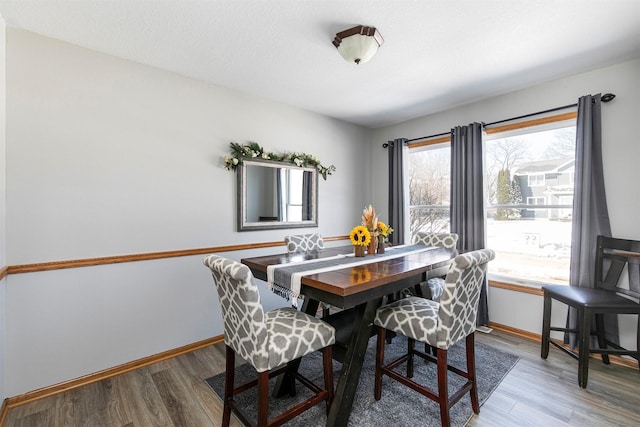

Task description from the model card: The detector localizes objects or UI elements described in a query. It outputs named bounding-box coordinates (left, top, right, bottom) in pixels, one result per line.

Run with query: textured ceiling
left=1, top=0, right=639, bottom=128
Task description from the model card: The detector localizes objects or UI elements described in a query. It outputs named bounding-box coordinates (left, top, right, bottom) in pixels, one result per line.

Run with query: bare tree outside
left=408, top=146, right=450, bottom=237
left=543, top=127, right=576, bottom=159
left=485, top=138, right=528, bottom=204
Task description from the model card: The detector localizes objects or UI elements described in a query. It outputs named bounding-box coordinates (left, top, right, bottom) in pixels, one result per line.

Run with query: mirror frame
left=237, top=158, right=319, bottom=231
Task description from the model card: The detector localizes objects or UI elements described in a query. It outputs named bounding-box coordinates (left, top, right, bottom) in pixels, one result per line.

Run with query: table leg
left=272, top=298, right=320, bottom=398
left=327, top=297, right=382, bottom=427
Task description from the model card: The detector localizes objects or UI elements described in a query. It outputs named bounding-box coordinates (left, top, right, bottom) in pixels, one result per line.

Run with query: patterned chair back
left=203, top=254, right=269, bottom=371
left=413, top=231, right=459, bottom=249
left=436, top=249, right=495, bottom=348
left=285, top=233, right=324, bottom=253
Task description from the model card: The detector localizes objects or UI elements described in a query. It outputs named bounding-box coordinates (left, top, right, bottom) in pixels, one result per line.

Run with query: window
left=528, top=174, right=545, bottom=186
left=408, top=143, right=450, bottom=239
left=527, top=197, right=545, bottom=205
left=485, top=121, right=576, bottom=285
left=279, top=168, right=304, bottom=221
left=406, top=114, right=576, bottom=287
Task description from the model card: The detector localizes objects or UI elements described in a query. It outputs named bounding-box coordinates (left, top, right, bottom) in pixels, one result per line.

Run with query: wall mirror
left=237, top=159, right=318, bottom=231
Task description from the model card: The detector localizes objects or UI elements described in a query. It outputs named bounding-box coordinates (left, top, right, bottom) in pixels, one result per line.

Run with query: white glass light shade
left=336, top=34, right=379, bottom=64
left=333, top=25, right=383, bottom=65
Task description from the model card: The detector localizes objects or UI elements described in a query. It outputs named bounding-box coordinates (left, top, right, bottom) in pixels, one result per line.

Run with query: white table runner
left=267, top=244, right=437, bottom=306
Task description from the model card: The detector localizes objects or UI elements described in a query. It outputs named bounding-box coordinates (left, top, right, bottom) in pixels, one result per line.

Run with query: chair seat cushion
left=374, top=296, right=440, bottom=345
left=264, top=307, right=336, bottom=371
left=542, top=285, right=640, bottom=312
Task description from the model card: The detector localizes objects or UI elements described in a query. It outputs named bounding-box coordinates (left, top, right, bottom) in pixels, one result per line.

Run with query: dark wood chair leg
left=407, top=337, right=415, bottom=378
left=436, top=347, right=451, bottom=427
left=374, top=327, right=386, bottom=401
left=466, top=334, right=479, bottom=414
left=223, top=345, right=235, bottom=427
left=257, top=371, right=269, bottom=427
left=637, top=315, right=640, bottom=371
left=323, top=346, right=334, bottom=413
left=595, top=313, right=610, bottom=364
left=541, top=292, right=551, bottom=359
left=578, top=307, right=590, bottom=388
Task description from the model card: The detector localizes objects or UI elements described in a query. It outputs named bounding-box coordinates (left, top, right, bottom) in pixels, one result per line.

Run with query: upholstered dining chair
left=203, top=254, right=335, bottom=427
left=373, top=249, right=495, bottom=427
left=284, top=233, right=324, bottom=254
left=284, top=233, right=332, bottom=317
left=412, top=232, right=459, bottom=301
left=541, top=235, right=640, bottom=388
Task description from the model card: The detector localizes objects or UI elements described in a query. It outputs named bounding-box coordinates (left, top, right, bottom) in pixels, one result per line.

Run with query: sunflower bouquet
left=349, top=225, right=371, bottom=257
left=376, top=221, right=394, bottom=243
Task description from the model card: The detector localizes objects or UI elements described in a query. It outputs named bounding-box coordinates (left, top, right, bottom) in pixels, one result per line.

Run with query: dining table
left=241, top=243, right=457, bottom=426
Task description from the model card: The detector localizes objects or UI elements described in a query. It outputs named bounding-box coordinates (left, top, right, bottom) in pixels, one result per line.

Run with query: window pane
left=408, top=144, right=450, bottom=238
left=486, top=125, right=576, bottom=285
left=286, top=169, right=303, bottom=221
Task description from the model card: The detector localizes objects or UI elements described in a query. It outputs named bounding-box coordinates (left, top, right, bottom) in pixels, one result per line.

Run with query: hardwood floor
left=3, top=330, right=639, bottom=426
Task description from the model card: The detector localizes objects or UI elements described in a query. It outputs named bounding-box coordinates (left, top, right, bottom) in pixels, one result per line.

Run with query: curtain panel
left=567, top=93, right=613, bottom=346
left=450, top=122, right=489, bottom=326
left=388, top=138, right=407, bottom=245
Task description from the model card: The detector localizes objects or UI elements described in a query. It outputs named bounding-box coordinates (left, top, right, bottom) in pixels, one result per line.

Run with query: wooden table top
left=242, top=245, right=457, bottom=309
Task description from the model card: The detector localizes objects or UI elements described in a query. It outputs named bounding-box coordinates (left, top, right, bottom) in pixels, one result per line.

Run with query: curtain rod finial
left=601, top=93, right=616, bottom=103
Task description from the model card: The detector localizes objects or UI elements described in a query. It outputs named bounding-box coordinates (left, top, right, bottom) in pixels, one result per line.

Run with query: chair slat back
left=203, top=255, right=269, bottom=369
left=413, top=232, right=459, bottom=249
left=596, top=236, right=640, bottom=300
left=437, top=249, right=495, bottom=348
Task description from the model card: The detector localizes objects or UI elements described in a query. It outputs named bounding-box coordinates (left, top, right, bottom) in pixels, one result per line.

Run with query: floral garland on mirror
left=223, top=142, right=336, bottom=180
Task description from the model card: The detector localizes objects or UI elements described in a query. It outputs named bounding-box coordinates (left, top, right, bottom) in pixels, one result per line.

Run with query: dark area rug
left=206, top=335, right=519, bottom=426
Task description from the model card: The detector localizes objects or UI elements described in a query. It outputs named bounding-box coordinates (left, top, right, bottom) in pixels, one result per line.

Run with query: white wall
left=4, top=29, right=372, bottom=396
left=0, top=18, right=7, bottom=403
left=372, top=58, right=640, bottom=347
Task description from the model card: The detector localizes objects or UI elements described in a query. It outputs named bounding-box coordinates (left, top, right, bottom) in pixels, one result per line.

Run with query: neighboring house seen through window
left=407, top=115, right=576, bottom=287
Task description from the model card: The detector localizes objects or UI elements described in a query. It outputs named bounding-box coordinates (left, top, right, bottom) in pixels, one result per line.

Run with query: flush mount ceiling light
left=332, top=25, right=384, bottom=65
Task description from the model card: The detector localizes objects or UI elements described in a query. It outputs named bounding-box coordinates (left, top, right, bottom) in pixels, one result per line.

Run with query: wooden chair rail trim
left=6, top=236, right=350, bottom=274
left=2, top=335, right=224, bottom=411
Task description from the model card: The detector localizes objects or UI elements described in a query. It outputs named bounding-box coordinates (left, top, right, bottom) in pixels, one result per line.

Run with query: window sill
left=488, top=275, right=556, bottom=296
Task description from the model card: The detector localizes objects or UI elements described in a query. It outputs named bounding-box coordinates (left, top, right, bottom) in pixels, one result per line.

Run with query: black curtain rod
left=406, top=131, right=450, bottom=143
left=383, top=93, right=616, bottom=147
left=482, top=102, right=577, bottom=127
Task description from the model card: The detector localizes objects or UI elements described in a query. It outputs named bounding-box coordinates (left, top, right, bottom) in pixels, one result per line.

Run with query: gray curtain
left=450, top=123, right=488, bottom=326
left=567, top=93, right=612, bottom=346
left=388, top=138, right=407, bottom=245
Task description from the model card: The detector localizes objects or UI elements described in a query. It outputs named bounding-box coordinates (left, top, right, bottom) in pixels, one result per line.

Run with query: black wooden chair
left=541, top=235, right=640, bottom=388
